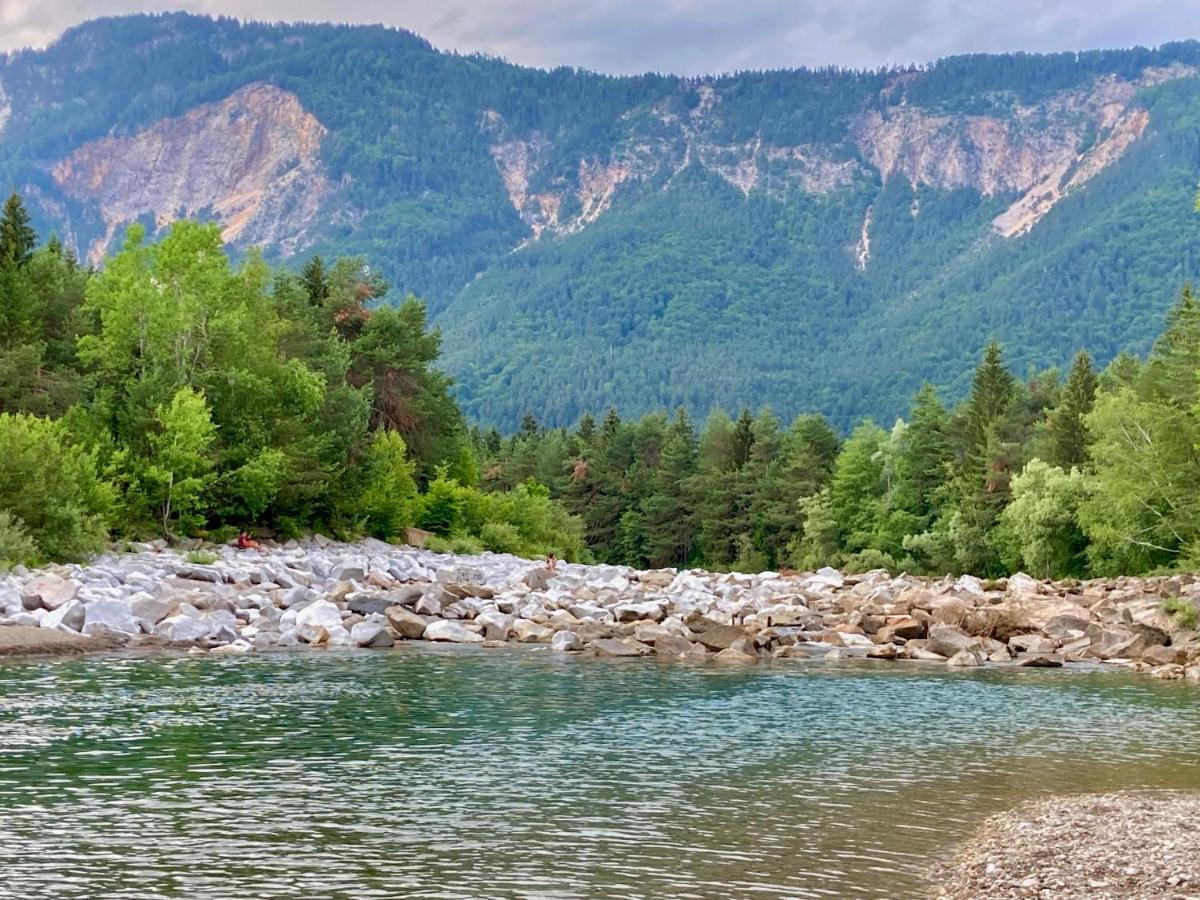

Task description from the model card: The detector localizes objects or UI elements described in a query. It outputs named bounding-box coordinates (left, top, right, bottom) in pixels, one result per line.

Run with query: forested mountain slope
left=3, top=13, right=1200, bottom=428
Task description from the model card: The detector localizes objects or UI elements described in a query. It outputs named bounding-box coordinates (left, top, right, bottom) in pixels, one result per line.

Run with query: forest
left=4, top=187, right=1200, bottom=580
left=7, top=15, right=1200, bottom=430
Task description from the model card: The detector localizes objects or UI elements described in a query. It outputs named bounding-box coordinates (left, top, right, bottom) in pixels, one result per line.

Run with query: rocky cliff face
left=486, top=64, right=1193, bottom=247
left=52, top=82, right=334, bottom=263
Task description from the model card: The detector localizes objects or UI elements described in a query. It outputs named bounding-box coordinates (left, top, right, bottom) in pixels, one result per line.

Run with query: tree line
left=471, top=286, right=1200, bottom=579
left=0, top=194, right=584, bottom=567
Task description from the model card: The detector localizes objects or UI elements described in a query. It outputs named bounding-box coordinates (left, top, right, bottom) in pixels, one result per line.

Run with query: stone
left=130, top=593, right=174, bottom=629
left=21, top=575, right=77, bottom=611
left=1042, top=614, right=1091, bottom=639
left=176, top=564, right=225, bottom=583
left=522, top=568, right=555, bottom=590
left=423, top=620, right=485, bottom=643
left=1097, top=627, right=1149, bottom=660
left=714, top=647, right=758, bottom=664
left=927, top=624, right=981, bottom=659
left=350, top=619, right=394, bottom=648
left=330, top=560, right=367, bottom=582
left=1141, top=644, right=1187, bottom=666
left=347, top=594, right=395, bottom=616
left=210, top=639, right=254, bottom=655
left=81, top=599, right=139, bottom=638
left=1008, top=634, right=1058, bottom=654
left=550, top=630, right=582, bottom=652
left=415, top=594, right=443, bottom=617
left=946, top=649, right=983, bottom=667
left=654, top=634, right=696, bottom=657
left=512, top=619, right=554, bottom=643
left=695, top=624, right=747, bottom=651
left=41, top=597, right=85, bottom=633
left=157, top=614, right=212, bottom=643
left=591, top=638, right=652, bottom=657
left=866, top=643, right=898, bottom=659
left=877, top=617, right=925, bottom=642
left=614, top=601, right=664, bottom=623
left=295, top=599, right=343, bottom=631
left=384, top=606, right=428, bottom=639
left=1016, top=653, right=1064, bottom=668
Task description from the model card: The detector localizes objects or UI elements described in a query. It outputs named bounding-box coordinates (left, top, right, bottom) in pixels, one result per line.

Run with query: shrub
left=479, top=521, right=526, bottom=556
left=185, top=549, right=219, bottom=565
left=1163, top=597, right=1200, bottom=631
left=0, top=412, right=113, bottom=561
left=0, top=512, right=38, bottom=569
left=356, top=431, right=417, bottom=539
left=426, top=534, right=484, bottom=555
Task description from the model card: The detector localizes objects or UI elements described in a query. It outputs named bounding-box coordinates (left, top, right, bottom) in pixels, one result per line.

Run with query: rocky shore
left=2, top=537, right=1200, bottom=675
left=933, top=791, right=1200, bottom=899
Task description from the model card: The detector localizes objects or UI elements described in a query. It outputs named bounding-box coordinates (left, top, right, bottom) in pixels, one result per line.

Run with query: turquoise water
left=0, top=649, right=1197, bottom=898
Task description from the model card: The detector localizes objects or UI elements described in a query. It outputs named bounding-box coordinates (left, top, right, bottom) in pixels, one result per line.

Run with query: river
left=0, top=648, right=1197, bottom=898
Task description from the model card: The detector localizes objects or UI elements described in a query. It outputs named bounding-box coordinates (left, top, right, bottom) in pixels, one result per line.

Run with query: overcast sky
left=3, top=0, right=1200, bottom=74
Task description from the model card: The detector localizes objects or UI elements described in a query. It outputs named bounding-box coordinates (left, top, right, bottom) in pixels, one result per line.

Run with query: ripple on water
left=0, top=651, right=1197, bottom=899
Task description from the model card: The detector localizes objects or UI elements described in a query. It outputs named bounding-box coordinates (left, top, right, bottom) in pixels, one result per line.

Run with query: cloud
left=3, top=0, right=1200, bottom=74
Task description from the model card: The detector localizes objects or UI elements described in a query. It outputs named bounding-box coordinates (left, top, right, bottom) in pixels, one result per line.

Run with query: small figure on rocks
left=545, top=552, right=558, bottom=573
left=235, top=531, right=262, bottom=551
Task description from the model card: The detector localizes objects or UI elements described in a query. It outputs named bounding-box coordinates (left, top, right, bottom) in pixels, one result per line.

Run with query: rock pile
left=2, top=538, right=1200, bottom=677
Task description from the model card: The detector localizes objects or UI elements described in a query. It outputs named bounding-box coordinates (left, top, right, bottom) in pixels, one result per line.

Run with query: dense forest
left=5, top=15, right=1200, bottom=429
left=0, top=194, right=586, bottom=567
left=5, top=189, right=1200, bottom=580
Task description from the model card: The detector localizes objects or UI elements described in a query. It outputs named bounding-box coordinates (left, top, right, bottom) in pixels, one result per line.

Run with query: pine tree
left=0, top=193, right=37, bottom=267
left=1047, top=350, right=1097, bottom=468
left=965, top=342, right=1016, bottom=456
left=731, top=406, right=755, bottom=469
left=300, top=254, right=330, bottom=306
left=641, top=407, right=697, bottom=566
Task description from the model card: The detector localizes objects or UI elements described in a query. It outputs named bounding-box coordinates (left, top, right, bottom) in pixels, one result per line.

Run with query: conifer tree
left=0, top=193, right=37, bottom=267
left=1047, top=350, right=1097, bottom=468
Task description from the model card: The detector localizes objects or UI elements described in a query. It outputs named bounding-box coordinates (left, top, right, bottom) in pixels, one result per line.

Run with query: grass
left=1162, top=597, right=1200, bottom=631
left=185, top=549, right=219, bottom=565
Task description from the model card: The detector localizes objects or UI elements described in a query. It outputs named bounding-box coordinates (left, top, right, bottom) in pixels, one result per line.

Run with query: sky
left=3, top=0, right=1200, bottom=74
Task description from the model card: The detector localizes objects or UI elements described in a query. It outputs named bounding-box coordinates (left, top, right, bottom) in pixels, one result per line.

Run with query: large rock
left=946, top=649, right=983, bottom=667
left=347, top=594, right=395, bottom=616
left=157, top=613, right=212, bottom=643
left=613, top=601, right=663, bottom=623
left=1016, top=653, right=1064, bottom=668
left=926, top=624, right=981, bottom=659
left=591, top=638, right=652, bottom=657
left=550, top=630, right=582, bottom=652
left=41, top=597, right=85, bottom=633
left=1009, top=634, right=1058, bottom=654
left=512, top=619, right=553, bottom=643
left=695, top=624, right=747, bottom=651
left=423, top=620, right=484, bottom=643
left=295, top=599, right=343, bottom=631
left=130, top=592, right=174, bottom=629
left=654, top=634, right=696, bottom=657
left=385, top=606, right=427, bottom=639
left=1141, top=644, right=1187, bottom=666
left=714, top=647, right=758, bottom=664
left=81, top=599, right=139, bottom=638
left=21, top=575, right=77, bottom=611
left=350, top=619, right=394, bottom=648
left=876, top=616, right=925, bottom=642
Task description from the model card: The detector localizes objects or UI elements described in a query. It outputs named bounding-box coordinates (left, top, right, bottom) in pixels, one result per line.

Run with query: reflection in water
left=0, top=649, right=1197, bottom=898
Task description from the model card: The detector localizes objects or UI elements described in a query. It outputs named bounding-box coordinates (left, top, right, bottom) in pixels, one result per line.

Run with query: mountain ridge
left=3, top=13, right=1200, bottom=428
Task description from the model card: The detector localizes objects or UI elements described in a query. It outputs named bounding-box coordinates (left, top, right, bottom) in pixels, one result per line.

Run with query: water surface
left=0, top=649, right=1197, bottom=898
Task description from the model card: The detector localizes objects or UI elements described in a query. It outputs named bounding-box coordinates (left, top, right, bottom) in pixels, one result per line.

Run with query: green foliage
left=0, top=511, right=39, bottom=570
left=354, top=431, right=418, bottom=540
left=1162, top=597, right=1199, bottom=631
left=142, top=387, right=217, bottom=537
left=997, top=460, right=1092, bottom=578
left=0, top=413, right=113, bottom=562
left=185, top=549, right=219, bottom=565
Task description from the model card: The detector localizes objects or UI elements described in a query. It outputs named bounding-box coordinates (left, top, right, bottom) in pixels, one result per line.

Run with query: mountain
left=4, top=14, right=1200, bottom=429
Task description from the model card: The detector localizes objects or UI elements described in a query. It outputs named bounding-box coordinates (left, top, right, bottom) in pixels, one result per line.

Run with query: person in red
left=235, top=531, right=262, bottom=550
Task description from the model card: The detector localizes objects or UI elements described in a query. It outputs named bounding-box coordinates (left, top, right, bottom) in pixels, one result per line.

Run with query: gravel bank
left=933, top=791, right=1200, bottom=899
left=0, top=625, right=117, bottom=658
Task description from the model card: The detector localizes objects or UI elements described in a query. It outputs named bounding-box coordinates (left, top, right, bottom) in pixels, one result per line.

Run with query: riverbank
left=2, top=538, right=1199, bottom=676
left=933, top=791, right=1200, bottom=899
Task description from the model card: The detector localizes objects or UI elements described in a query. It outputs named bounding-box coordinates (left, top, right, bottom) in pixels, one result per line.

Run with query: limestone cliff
left=52, top=83, right=335, bottom=262
left=488, top=64, right=1193, bottom=245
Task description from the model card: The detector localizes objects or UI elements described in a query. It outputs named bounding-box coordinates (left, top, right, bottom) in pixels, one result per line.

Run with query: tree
left=0, top=193, right=37, bottom=267
left=641, top=408, right=697, bottom=566
left=998, top=460, right=1092, bottom=578
left=355, top=430, right=418, bottom=539
left=1046, top=351, right=1097, bottom=468
left=143, top=387, right=216, bottom=537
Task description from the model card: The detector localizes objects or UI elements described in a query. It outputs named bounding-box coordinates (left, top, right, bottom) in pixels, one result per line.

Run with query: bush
left=479, top=521, right=526, bottom=556
left=1163, top=597, right=1200, bottom=631
left=0, top=512, right=38, bottom=569
left=426, top=534, right=484, bottom=555
left=0, top=413, right=113, bottom=562
left=356, top=431, right=417, bottom=539
left=185, top=549, right=219, bottom=565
